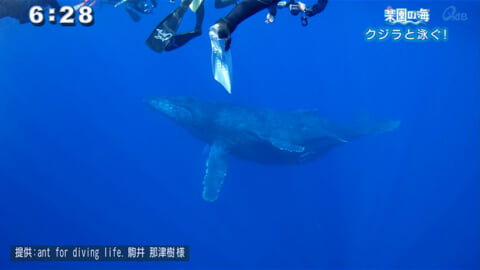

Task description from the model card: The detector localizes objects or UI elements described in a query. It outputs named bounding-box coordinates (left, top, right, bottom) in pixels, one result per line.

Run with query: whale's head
left=147, top=96, right=199, bottom=126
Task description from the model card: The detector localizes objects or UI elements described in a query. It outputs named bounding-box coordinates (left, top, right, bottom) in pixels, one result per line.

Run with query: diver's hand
left=265, top=13, right=275, bottom=24
left=296, top=2, right=306, bottom=12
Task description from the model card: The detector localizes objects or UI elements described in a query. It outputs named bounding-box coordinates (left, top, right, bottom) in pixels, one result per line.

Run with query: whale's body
left=148, top=96, right=400, bottom=202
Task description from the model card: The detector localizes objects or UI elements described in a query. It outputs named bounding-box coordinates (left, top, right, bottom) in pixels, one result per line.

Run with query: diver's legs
left=222, top=0, right=279, bottom=33
left=195, top=0, right=205, bottom=30
left=209, top=0, right=278, bottom=50
left=165, top=1, right=204, bottom=51
left=145, top=0, right=194, bottom=52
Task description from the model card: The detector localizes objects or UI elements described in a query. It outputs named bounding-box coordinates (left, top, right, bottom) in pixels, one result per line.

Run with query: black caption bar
left=11, top=246, right=189, bottom=261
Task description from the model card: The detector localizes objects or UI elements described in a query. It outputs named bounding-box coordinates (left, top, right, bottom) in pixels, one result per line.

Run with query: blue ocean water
left=0, top=0, right=479, bottom=269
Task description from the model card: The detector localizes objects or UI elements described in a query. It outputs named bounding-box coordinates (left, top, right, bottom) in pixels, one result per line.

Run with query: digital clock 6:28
left=29, top=6, right=94, bottom=26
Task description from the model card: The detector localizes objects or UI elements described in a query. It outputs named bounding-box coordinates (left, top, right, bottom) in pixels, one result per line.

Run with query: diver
left=161, top=0, right=204, bottom=52
left=210, top=0, right=329, bottom=51
left=208, top=0, right=327, bottom=93
left=0, top=0, right=61, bottom=24
left=100, top=0, right=157, bottom=22
left=146, top=0, right=237, bottom=53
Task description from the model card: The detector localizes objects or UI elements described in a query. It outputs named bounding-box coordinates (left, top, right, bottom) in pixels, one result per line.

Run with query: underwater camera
left=288, top=2, right=301, bottom=15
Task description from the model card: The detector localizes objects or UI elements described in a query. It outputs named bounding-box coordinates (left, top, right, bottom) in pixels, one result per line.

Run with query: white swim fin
left=209, top=26, right=233, bottom=94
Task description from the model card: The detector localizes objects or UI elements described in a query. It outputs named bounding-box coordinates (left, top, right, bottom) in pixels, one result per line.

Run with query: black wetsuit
left=164, top=0, right=204, bottom=51
left=0, top=0, right=60, bottom=24
left=146, top=0, right=236, bottom=52
left=155, top=0, right=234, bottom=52
left=220, top=0, right=328, bottom=34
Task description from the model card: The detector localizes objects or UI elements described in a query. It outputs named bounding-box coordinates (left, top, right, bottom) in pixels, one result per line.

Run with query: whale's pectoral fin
left=202, top=142, right=228, bottom=202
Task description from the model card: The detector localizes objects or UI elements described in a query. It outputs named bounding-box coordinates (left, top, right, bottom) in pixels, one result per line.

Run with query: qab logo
left=442, top=6, right=468, bottom=22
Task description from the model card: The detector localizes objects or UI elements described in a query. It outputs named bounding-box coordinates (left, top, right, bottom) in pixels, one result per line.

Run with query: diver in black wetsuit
left=146, top=0, right=237, bottom=53
left=0, top=0, right=60, bottom=24
left=211, top=0, right=328, bottom=51
left=101, top=0, right=157, bottom=22
left=162, top=0, right=206, bottom=52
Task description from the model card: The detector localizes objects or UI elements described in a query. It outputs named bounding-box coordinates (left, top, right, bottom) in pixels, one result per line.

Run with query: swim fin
left=209, top=25, right=233, bottom=94
left=165, top=30, right=202, bottom=51
left=189, top=0, right=203, bottom=12
left=146, top=0, right=193, bottom=53
left=166, top=1, right=204, bottom=51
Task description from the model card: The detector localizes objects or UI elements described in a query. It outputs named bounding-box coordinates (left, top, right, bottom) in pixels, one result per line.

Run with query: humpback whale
left=147, top=96, right=400, bottom=202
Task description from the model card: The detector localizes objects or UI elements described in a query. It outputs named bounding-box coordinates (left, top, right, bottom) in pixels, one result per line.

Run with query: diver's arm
left=304, top=0, right=327, bottom=17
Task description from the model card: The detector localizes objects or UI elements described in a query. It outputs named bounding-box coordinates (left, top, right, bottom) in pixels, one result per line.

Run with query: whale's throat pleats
left=202, top=141, right=228, bottom=202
